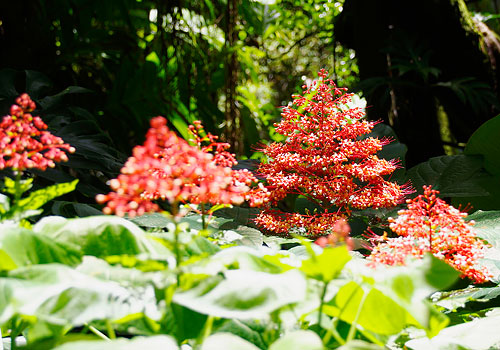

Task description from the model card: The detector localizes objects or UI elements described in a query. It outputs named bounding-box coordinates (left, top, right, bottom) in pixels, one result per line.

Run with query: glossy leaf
left=201, top=333, right=261, bottom=350
left=0, top=264, right=161, bottom=341
left=33, top=215, right=171, bottom=258
left=268, top=330, right=323, bottom=350
left=0, top=226, right=81, bottom=271
left=173, top=269, right=307, bottom=319
left=51, top=336, right=179, bottom=350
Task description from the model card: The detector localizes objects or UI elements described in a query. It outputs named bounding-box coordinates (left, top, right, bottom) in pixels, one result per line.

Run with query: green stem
left=86, top=323, right=110, bottom=341
left=317, top=281, right=329, bottom=327
left=322, top=317, right=345, bottom=346
left=201, top=203, right=207, bottom=230
left=170, top=202, right=182, bottom=286
left=346, top=289, right=369, bottom=342
left=105, top=320, right=116, bottom=340
left=195, top=315, right=214, bottom=348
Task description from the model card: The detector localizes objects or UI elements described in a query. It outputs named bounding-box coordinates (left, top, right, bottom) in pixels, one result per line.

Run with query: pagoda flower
left=0, top=93, right=76, bottom=223
left=0, top=93, right=75, bottom=171
left=250, top=69, right=411, bottom=238
left=96, top=116, right=257, bottom=220
left=368, top=186, right=492, bottom=284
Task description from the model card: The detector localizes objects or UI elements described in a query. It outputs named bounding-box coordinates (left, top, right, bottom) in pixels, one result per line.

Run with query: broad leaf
left=405, top=155, right=488, bottom=197
left=201, top=333, right=261, bottom=350
left=465, top=114, right=500, bottom=175
left=268, top=330, right=323, bottom=350
left=0, top=264, right=161, bottom=342
left=406, top=308, right=500, bottom=350
left=33, top=215, right=171, bottom=259
left=51, top=335, right=179, bottom=350
left=0, top=226, right=81, bottom=271
left=173, top=269, right=307, bottom=319
left=300, top=245, right=352, bottom=282
left=325, top=255, right=458, bottom=337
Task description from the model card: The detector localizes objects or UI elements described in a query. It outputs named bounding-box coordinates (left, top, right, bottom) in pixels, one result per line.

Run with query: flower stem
left=317, top=281, right=329, bottom=327
left=86, top=323, right=110, bottom=341
left=105, top=320, right=116, bottom=340
left=346, top=288, right=369, bottom=342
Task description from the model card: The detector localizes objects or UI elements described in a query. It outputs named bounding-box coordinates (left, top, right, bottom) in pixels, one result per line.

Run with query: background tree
left=335, top=0, right=500, bottom=166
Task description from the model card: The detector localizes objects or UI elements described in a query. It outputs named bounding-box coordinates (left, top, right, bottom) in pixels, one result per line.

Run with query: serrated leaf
left=18, top=179, right=79, bottom=210
left=3, top=176, right=33, bottom=195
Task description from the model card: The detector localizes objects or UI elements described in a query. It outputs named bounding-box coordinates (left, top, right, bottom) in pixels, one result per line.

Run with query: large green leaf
left=405, top=155, right=488, bottom=197
left=0, top=264, right=161, bottom=341
left=215, top=319, right=267, bottom=350
left=268, top=330, right=323, bottom=350
left=0, top=226, right=81, bottom=271
left=51, top=336, right=179, bottom=350
left=465, top=114, right=500, bottom=175
left=435, top=285, right=500, bottom=310
left=466, top=210, right=500, bottom=281
left=173, top=269, right=307, bottom=319
left=300, top=245, right=352, bottom=282
left=33, top=216, right=171, bottom=259
left=325, top=255, right=458, bottom=337
left=201, top=333, right=261, bottom=350
left=406, top=308, right=500, bottom=350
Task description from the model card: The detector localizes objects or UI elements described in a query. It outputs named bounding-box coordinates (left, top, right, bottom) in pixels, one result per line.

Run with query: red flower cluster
left=0, top=93, right=75, bottom=171
left=96, top=117, right=257, bottom=217
left=368, top=186, right=492, bottom=284
left=251, top=70, right=409, bottom=237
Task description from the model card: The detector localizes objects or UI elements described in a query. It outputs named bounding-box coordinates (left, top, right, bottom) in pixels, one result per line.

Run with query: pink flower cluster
left=96, top=117, right=257, bottom=217
left=368, top=186, right=492, bottom=284
left=251, top=70, right=410, bottom=237
left=0, top=93, right=75, bottom=171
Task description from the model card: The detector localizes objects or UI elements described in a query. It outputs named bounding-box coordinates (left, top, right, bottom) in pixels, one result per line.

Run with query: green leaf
left=269, top=330, right=323, bottom=350
left=468, top=210, right=500, bottom=248
left=33, top=215, right=171, bottom=259
left=337, top=340, right=385, bottom=350
left=405, top=155, right=488, bottom=197
left=3, top=176, right=33, bottom=195
left=51, top=336, right=179, bottom=350
left=173, top=269, right=307, bottom=319
left=215, top=319, right=267, bottom=350
left=130, top=213, right=172, bottom=228
left=0, top=193, right=10, bottom=214
left=18, top=179, right=79, bottom=211
left=435, top=286, right=500, bottom=310
left=326, top=255, right=458, bottom=337
left=0, top=264, right=161, bottom=341
left=201, top=333, right=261, bottom=350
left=406, top=308, right=500, bottom=350
left=300, top=246, right=351, bottom=282
left=0, top=226, right=81, bottom=271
